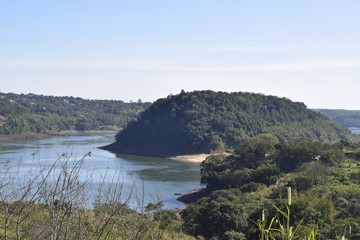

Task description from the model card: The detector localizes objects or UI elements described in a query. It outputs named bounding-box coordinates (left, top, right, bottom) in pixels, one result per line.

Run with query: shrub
left=287, top=175, right=314, bottom=191
left=222, top=230, right=246, bottom=240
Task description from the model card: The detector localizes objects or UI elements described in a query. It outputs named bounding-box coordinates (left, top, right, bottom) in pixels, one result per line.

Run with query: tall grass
left=256, top=187, right=317, bottom=240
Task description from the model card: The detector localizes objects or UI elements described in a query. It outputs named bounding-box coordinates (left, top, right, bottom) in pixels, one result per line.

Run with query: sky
left=1, top=1, right=360, bottom=109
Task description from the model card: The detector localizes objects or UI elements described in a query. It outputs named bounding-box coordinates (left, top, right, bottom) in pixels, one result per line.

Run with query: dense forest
left=0, top=92, right=150, bottom=136
left=181, top=134, right=360, bottom=239
left=103, top=90, right=352, bottom=156
left=314, top=109, right=360, bottom=128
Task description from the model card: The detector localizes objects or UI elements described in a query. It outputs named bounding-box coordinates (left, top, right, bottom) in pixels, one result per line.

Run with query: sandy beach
left=167, top=154, right=212, bottom=163
left=167, top=152, right=230, bottom=163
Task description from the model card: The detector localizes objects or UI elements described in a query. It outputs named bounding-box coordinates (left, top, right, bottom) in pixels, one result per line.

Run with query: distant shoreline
left=0, top=130, right=117, bottom=141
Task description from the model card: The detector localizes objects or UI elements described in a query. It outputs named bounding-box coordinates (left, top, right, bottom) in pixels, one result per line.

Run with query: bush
left=330, top=218, right=360, bottom=239
left=182, top=189, right=248, bottom=239
left=287, top=175, right=314, bottom=191
left=222, top=231, right=246, bottom=240
left=349, top=170, right=360, bottom=183
left=239, top=182, right=265, bottom=192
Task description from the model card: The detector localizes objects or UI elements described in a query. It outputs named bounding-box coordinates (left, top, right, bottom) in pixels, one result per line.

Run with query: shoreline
left=176, top=188, right=209, bottom=204
left=167, top=152, right=231, bottom=163
left=99, top=143, right=230, bottom=163
left=167, top=153, right=213, bottom=163
left=0, top=130, right=118, bottom=141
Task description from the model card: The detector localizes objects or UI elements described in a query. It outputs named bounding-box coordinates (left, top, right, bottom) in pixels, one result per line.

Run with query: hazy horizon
left=1, top=1, right=360, bottom=109
left=2, top=90, right=360, bottom=111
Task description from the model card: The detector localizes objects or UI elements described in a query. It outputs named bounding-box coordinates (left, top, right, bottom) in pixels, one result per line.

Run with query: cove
left=0, top=133, right=201, bottom=209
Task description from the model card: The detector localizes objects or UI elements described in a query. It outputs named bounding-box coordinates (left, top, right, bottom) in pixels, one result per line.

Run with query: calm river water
left=0, top=133, right=201, bottom=209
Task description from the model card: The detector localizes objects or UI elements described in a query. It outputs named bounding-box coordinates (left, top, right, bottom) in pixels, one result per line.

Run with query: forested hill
left=0, top=92, right=151, bottom=136
left=103, top=90, right=351, bottom=156
left=314, top=109, right=360, bottom=128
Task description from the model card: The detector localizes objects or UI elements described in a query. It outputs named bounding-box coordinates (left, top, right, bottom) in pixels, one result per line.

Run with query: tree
left=182, top=189, right=248, bottom=239
left=233, top=134, right=279, bottom=169
left=277, top=139, right=322, bottom=172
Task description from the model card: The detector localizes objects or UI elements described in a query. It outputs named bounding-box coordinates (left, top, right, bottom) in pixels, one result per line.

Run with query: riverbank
left=176, top=188, right=209, bottom=204
left=167, top=154, right=212, bottom=163
left=0, top=130, right=118, bottom=141
left=100, top=142, right=231, bottom=163
left=167, top=152, right=231, bottom=163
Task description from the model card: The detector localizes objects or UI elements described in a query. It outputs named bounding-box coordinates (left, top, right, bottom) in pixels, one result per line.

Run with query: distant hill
left=0, top=92, right=150, bottom=136
left=103, top=90, right=352, bottom=157
left=314, top=109, right=360, bottom=128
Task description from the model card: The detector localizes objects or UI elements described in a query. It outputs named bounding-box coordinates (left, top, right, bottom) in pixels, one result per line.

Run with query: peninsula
left=102, top=90, right=351, bottom=157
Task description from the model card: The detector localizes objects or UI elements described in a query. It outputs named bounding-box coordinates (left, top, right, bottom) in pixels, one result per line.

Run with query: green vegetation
left=0, top=137, right=360, bottom=240
left=314, top=109, right=360, bottom=128
left=3, top=91, right=360, bottom=239
left=104, top=90, right=351, bottom=156
left=0, top=92, right=150, bottom=136
left=0, top=201, right=194, bottom=240
left=4, top=136, right=360, bottom=239
left=181, top=134, right=360, bottom=239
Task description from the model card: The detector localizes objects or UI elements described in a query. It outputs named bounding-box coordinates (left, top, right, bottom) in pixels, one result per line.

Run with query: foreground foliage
left=0, top=202, right=193, bottom=240
left=105, top=90, right=351, bottom=156
left=0, top=153, right=194, bottom=240
left=182, top=135, right=360, bottom=239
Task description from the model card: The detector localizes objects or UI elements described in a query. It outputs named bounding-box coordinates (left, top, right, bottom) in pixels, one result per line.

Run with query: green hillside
left=314, top=109, right=360, bottom=128
left=181, top=135, right=360, bottom=239
left=103, top=90, right=351, bottom=156
left=0, top=92, right=150, bottom=136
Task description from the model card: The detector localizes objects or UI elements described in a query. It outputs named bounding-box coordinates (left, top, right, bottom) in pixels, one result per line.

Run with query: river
left=0, top=133, right=201, bottom=209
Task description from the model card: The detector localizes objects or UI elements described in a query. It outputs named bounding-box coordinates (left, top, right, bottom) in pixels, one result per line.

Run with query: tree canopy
left=182, top=135, right=360, bottom=239
left=104, top=90, right=352, bottom=156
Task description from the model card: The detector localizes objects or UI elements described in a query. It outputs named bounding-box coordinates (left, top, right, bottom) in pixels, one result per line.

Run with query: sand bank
left=167, top=152, right=230, bottom=163
left=167, top=154, right=212, bottom=163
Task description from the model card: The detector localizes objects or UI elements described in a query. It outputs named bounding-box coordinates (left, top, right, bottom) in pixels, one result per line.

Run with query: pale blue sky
left=1, top=1, right=360, bottom=109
